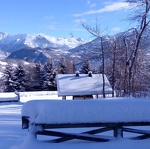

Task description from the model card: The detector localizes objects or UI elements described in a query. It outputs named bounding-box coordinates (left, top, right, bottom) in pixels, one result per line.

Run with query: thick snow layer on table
left=22, top=98, right=150, bottom=124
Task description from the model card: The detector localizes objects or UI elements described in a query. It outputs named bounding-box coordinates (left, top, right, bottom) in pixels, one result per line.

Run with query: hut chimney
left=88, top=71, right=92, bottom=77
left=75, top=71, right=80, bottom=77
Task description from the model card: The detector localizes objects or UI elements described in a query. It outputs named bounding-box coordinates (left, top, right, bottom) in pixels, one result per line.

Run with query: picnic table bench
left=22, top=99, right=150, bottom=142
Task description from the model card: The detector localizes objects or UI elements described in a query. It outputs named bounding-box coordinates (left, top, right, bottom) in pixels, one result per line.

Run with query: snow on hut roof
left=56, top=74, right=112, bottom=96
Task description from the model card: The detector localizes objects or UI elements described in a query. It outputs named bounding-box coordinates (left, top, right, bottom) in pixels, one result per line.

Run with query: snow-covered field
left=0, top=92, right=150, bottom=149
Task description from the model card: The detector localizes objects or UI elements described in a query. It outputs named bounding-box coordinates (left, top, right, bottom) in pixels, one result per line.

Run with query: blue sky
left=0, top=0, right=134, bottom=40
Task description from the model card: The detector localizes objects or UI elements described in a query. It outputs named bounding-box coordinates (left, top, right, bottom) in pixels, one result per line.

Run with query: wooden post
left=28, top=125, right=38, bottom=139
left=62, top=96, right=66, bottom=100
left=113, top=126, right=123, bottom=138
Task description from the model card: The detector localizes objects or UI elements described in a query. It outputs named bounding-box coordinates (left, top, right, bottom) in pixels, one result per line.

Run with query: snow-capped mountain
left=0, top=31, right=88, bottom=64
left=0, top=32, right=88, bottom=53
left=43, top=35, right=87, bottom=49
left=0, top=32, right=7, bottom=40
left=0, top=50, right=9, bottom=60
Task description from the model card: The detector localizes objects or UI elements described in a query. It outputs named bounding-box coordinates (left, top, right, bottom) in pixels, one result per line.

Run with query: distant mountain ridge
left=0, top=31, right=150, bottom=65
left=0, top=32, right=88, bottom=53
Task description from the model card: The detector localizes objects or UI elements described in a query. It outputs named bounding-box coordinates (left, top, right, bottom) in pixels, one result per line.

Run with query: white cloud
left=87, top=0, right=96, bottom=8
left=90, top=3, right=96, bottom=8
left=87, top=0, right=90, bottom=5
left=73, top=2, right=130, bottom=17
left=112, top=27, right=121, bottom=32
left=46, top=25, right=85, bottom=32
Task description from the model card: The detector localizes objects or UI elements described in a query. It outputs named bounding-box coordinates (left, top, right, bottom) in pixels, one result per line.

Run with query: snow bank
left=19, top=91, right=64, bottom=102
left=22, top=98, right=150, bottom=124
left=0, top=92, right=18, bottom=102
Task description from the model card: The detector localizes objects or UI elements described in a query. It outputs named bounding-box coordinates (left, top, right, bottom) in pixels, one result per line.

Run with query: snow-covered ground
left=0, top=92, right=150, bottom=149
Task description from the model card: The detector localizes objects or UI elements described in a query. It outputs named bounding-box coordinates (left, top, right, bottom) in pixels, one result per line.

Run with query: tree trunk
left=100, top=38, right=106, bottom=98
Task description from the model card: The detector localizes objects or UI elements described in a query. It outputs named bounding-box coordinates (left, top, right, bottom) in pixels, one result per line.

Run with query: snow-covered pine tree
left=81, top=58, right=91, bottom=74
left=58, top=57, right=67, bottom=74
left=42, top=59, right=57, bottom=91
left=66, top=60, right=76, bottom=74
left=3, top=63, right=15, bottom=92
left=29, top=62, right=42, bottom=91
left=13, top=63, right=27, bottom=92
left=39, top=64, right=45, bottom=90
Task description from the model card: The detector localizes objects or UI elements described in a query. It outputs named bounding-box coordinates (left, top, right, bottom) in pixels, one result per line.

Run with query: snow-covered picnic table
left=22, top=98, right=150, bottom=142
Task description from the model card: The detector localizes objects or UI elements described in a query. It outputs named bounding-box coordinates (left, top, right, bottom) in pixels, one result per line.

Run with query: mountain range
left=0, top=31, right=149, bottom=67
left=0, top=32, right=91, bottom=65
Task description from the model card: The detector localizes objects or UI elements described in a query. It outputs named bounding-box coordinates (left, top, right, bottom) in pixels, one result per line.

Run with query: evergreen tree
left=35, top=62, right=42, bottom=89
left=3, top=64, right=15, bottom=92
left=39, top=65, right=45, bottom=90
left=81, top=58, right=91, bottom=74
left=58, top=57, right=67, bottom=74
left=29, top=62, right=42, bottom=91
left=42, top=59, right=57, bottom=91
left=66, top=60, right=76, bottom=74
left=13, top=63, right=27, bottom=92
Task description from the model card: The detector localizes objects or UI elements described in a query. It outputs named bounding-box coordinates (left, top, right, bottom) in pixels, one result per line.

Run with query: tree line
left=1, top=47, right=149, bottom=98
left=1, top=58, right=92, bottom=92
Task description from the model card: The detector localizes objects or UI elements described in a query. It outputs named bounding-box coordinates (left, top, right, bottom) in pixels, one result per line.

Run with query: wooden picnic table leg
left=37, top=129, right=110, bottom=142
left=51, top=126, right=113, bottom=143
left=28, top=124, right=44, bottom=139
left=28, top=124, right=38, bottom=139
left=123, top=127, right=150, bottom=140
left=113, top=126, right=123, bottom=138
